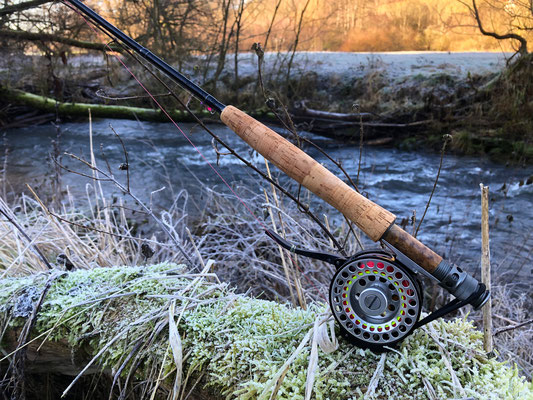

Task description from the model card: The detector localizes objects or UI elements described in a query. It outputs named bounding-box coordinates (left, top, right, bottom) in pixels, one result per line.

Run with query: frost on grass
left=0, top=264, right=531, bottom=400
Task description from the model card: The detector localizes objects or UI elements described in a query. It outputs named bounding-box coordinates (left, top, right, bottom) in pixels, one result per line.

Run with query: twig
left=109, top=125, right=130, bottom=192
left=264, top=188, right=297, bottom=306
left=355, top=104, right=364, bottom=188
left=299, top=136, right=359, bottom=192
left=414, top=134, right=451, bottom=238
left=480, top=183, right=492, bottom=353
left=494, top=319, right=533, bottom=336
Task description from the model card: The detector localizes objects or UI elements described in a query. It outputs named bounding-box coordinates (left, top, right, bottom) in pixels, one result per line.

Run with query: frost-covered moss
left=0, top=264, right=531, bottom=399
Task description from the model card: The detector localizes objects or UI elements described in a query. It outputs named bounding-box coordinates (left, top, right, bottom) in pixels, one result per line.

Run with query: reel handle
left=221, top=106, right=489, bottom=308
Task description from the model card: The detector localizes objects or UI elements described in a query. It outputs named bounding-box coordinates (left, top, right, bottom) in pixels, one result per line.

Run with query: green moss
left=0, top=265, right=531, bottom=399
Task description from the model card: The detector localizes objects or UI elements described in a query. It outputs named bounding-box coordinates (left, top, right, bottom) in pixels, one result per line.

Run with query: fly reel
left=265, top=229, right=488, bottom=352
left=329, top=251, right=422, bottom=351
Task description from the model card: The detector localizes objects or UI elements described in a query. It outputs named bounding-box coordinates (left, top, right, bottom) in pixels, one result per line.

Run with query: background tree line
left=1, top=0, right=532, bottom=61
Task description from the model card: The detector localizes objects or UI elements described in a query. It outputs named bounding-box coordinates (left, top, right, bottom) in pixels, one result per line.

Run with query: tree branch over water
left=0, top=29, right=123, bottom=52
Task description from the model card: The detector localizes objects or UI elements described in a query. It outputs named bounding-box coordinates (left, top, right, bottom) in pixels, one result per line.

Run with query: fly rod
left=64, top=0, right=489, bottom=350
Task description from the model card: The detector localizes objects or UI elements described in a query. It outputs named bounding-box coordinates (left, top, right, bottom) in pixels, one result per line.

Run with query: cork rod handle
left=221, top=105, right=394, bottom=241
left=220, top=106, right=442, bottom=273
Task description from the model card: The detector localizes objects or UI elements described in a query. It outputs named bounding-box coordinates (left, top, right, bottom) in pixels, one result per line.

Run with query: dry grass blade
left=427, top=324, right=466, bottom=398
left=0, top=196, right=53, bottom=271
left=259, top=328, right=313, bottom=400
left=168, top=300, right=183, bottom=400
left=316, top=317, right=338, bottom=354
left=363, top=353, right=386, bottom=399
left=304, top=317, right=320, bottom=400
left=61, top=329, right=129, bottom=398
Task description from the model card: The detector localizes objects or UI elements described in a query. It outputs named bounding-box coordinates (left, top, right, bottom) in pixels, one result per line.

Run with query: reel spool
left=329, top=251, right=422, bottom=351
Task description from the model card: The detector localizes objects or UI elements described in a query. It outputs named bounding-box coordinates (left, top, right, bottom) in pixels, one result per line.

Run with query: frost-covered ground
left=0, top=50, right=511, bottom=90
left=224, top=51, right=511, bottom=80
left=25, top=51, right=510, bottom=79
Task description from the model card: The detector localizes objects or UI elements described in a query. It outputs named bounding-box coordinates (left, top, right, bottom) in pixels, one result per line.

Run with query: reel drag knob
left=329, top=251, right=422, bottom=351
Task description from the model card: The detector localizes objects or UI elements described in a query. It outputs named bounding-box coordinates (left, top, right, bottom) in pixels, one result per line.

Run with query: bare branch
left=0, top=29, right=123, bottom=52
left=471, top=0, right=528, bottom=54
left=0, top=0, right=52, bottom=17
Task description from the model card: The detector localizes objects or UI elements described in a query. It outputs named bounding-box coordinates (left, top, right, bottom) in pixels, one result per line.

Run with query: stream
left=2, top=118, right=532, bottom=283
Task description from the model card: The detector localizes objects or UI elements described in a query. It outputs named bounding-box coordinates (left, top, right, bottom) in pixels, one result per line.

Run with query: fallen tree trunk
left=0, top=264, right=530, bottom=400
left=0, top=88, right=207, bottom=122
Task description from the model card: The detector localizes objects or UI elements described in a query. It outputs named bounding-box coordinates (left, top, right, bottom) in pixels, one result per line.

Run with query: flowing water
left=2, top=118, right=532, bottom=282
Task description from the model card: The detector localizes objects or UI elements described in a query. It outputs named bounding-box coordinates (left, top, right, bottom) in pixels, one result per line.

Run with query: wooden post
left=480, top=184, right=492, bottom=353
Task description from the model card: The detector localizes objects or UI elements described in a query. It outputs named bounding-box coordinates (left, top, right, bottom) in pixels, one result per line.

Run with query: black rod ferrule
left=65, top=0, right=226, bottom=113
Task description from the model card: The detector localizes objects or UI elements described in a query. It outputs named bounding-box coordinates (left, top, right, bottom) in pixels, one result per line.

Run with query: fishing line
left=64, top=0, right=324, bottom=300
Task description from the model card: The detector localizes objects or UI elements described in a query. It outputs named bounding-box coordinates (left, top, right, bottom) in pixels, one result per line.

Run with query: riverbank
left=0, top=51, right=531, bottom=163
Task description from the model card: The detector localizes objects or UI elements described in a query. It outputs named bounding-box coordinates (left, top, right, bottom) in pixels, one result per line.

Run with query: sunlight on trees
left=1, top=0, right=532, bottom=59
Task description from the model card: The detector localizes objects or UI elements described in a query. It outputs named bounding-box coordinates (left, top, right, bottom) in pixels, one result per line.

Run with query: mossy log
left=0, top=88, right=209, bottom=122
left=0, top=264, right=531, bottom=399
